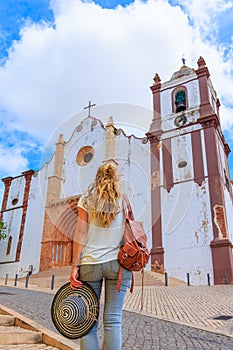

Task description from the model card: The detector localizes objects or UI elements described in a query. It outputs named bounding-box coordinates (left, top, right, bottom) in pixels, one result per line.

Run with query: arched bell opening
left=175, top=90, right=186, bottom=113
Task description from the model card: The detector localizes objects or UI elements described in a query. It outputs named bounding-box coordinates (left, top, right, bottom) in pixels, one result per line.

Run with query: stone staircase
left=0, top=306, right=76, bottom=350
left=21, top=266, right=185, bottom=290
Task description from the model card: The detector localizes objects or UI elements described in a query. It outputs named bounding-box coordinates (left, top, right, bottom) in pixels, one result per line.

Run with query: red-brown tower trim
left=162, top=138, right=174, bottom=193
left=149, top=73, right=162, bottom=133
left=146, top=133, right=164, bottom=273
left=191, top=130, right=205, bottom=186
left=200, top=116, right=233, bottom=284
left=1, top=177, right=13, bottom=217
left=16, top=170, right=35, bottom=261
left=195, top=56, right=213, bottom=117
left=147, top=74, right=164, bottom=274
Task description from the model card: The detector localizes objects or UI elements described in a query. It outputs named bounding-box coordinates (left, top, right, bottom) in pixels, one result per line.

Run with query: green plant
left=0, top=221, right=7, bottom=240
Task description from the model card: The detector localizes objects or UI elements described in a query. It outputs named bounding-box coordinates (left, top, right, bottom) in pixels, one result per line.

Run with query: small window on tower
left=6, top=236, right=12, bottom=255
left=175, top=91, right=186, bottom=113
left=12, top=198, right=18, bottom=206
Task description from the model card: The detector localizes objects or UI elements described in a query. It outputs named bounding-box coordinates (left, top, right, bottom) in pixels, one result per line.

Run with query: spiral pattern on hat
left=51, top=282, right=99, bottom=339
left=59, top=295, right=87, bottom=325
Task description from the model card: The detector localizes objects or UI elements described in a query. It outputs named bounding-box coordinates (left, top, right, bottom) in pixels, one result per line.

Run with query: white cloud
left=0, top=0, right=233, bottom=177
left=0, top=138, right=32, bottom=203
left=177, top=0, right=232, bottom=33
left=0, top=145, right=29, bottom=176
left=0, top=0, right=199, bottom=140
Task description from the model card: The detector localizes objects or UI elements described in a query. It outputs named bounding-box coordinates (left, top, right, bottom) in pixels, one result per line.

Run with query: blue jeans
left=79, top=259, right=131, bottom=350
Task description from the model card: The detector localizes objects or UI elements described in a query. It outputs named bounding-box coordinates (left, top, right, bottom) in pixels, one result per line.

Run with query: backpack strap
left=140, top=268, right=145, bottom=312
left=116, top=265, right=123, bottom=292
left=122, top=194, right=134, bottom=220
left=116, top=266, right=134, bottom=293
left=116, top=266, right=145, bottom=311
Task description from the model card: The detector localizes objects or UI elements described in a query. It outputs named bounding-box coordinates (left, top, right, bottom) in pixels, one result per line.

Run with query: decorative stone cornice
left=22, top=170, right=35, bottom=180
left=224, top=142, right=231, bottom=157
left=2, top=177, right=13, bottom=186
left=146, top=131, right=162, bottom=143
left=210, top=238, right=233, bottom=249
left=198, top=114, right=220, bottom=129
left=47, top=195, right=80, bottom=208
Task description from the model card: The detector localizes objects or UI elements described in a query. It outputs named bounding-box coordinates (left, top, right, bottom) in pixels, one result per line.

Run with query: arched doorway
left=40, top=197, right=79, bottom=271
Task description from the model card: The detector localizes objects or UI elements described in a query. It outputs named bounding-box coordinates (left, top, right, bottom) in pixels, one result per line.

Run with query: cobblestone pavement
left=0, top=286, right=233, bottom=350
left=124, top=285, right=233, bottom=333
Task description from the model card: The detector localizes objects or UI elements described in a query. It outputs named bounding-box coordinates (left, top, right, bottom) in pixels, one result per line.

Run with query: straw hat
left=51, top=282, right=99, bottom=339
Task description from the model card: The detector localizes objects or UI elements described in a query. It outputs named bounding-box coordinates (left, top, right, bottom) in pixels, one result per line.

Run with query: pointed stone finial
left=106, top=116, right=114, bottom=127
left=197, top=56, right=206, bottom=68
left=153, top=73, right=161, bottom=85
left=56, top=133, right=65, bottom=145
left=58, top=134, right=64, bottom=142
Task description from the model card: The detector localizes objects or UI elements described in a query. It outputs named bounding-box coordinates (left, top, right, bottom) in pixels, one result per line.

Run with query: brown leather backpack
left=116, top=195, right=150, bottom=310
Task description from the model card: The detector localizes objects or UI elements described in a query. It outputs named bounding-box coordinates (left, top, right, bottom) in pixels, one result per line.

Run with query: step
left=133, top=271, right=164, bottom=286
left=18, top=266, right=185, bottom=289
left=0, top=325, right=42, bottom=345
left=0, top=344, right=61, bottom=349
left=0, top=314, right=15, bottom=326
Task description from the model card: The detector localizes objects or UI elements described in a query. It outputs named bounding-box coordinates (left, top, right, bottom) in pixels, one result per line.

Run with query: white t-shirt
left=78, top=195, right=125, bottom=265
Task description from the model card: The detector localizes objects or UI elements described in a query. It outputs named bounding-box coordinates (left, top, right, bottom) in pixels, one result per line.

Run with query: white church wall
left=161, top=89, right=172, bottom=117
left=0, top=208, right=23, bottom=262
left=7, top=176, right=25, bottom=208
left=0, top=154, right=54, bottom=278
left=200, top=129, right=208, bottom=177
left=39, top=156, right=56, bottom=198
left=61, top=118, right=152, bottom=257
left=115, top=134, right=152, bottom=257
left=0, top=175, right=26, bottom=277
left=171, top=132, right=194, bottom=183
left=186, top=79, right=200, bottom=109
left=0, top=208, right=23, bottom=278
left=162, top=180, right=214, bottom=285
left=62, top=119, right=106, bottom=197
left=18, top=170, right=48, bottom=277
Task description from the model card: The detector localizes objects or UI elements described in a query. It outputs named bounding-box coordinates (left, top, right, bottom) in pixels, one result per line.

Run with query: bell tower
left=147, top=57, right=233, bottom=285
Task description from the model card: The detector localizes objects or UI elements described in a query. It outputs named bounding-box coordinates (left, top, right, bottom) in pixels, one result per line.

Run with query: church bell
left=175, top=100, right=186, bottom=112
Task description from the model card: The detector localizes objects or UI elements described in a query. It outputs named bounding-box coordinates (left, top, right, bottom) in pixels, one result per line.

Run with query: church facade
left=1, top=57, right=233, bottom=285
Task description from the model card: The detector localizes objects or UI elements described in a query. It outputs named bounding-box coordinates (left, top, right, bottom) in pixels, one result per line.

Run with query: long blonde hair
left=83, top=160, right=121, bottom=227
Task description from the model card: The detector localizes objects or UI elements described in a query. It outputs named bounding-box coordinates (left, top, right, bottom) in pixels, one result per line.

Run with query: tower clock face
left=174, top=114, right=187, bottom=127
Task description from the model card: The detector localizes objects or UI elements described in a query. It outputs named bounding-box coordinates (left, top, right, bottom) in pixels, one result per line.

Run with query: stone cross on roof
left=84, top=100, right=96, bottom=116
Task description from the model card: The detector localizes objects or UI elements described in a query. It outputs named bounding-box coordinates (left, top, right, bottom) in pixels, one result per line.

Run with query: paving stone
left=0, top=282, right=233, bottom=349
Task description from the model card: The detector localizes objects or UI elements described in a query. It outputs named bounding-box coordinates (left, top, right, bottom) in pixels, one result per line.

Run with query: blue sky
left=0, top=0, right=233, bottom=201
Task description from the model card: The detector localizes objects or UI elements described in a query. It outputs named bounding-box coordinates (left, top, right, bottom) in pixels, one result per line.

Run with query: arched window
left=6, top=236, right=12, bottom=255
left=175, top=90, right=186, bottom=112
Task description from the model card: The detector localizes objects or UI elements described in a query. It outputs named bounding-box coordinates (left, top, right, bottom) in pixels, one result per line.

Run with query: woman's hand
left=70, top=266, right=83, bottom=290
